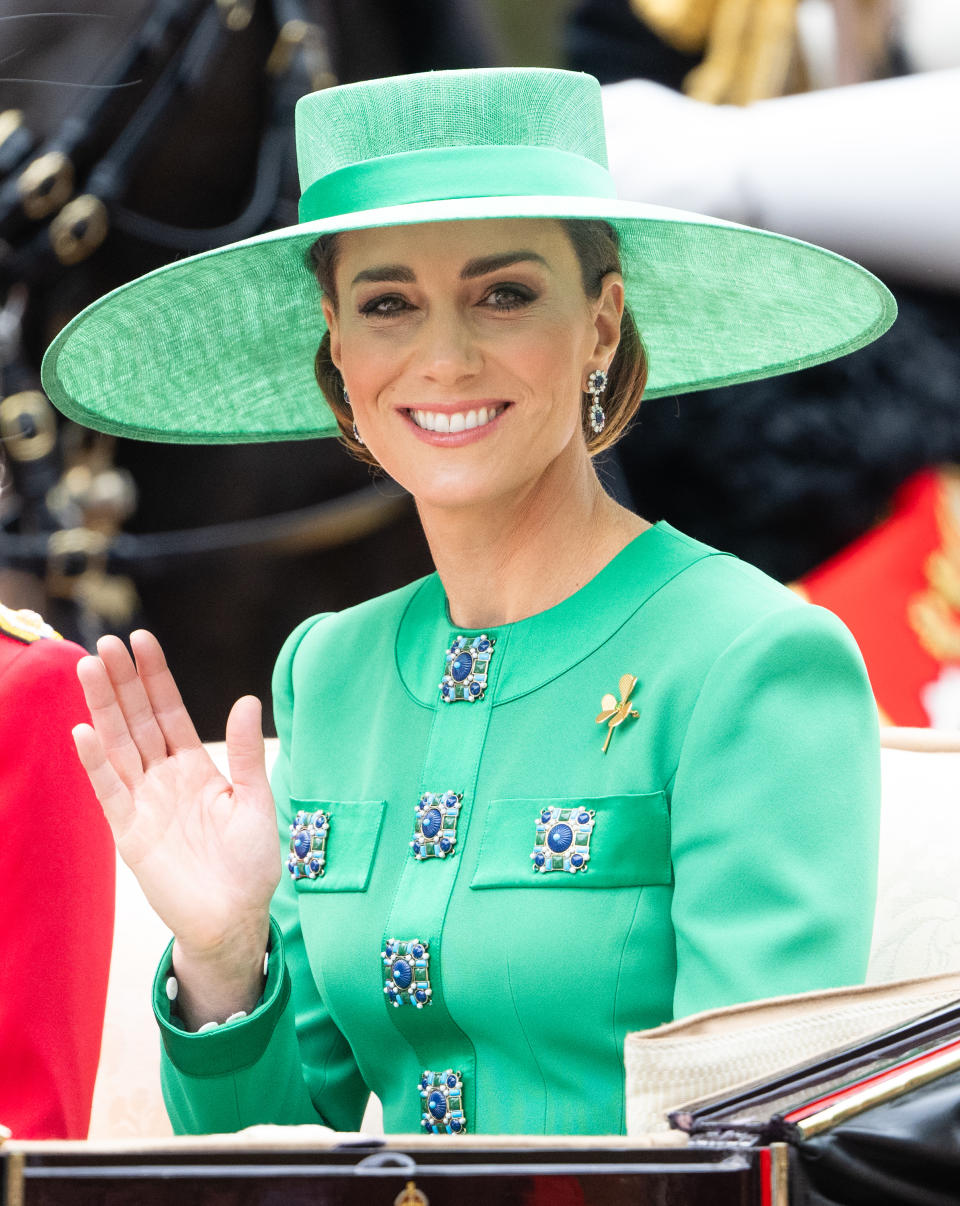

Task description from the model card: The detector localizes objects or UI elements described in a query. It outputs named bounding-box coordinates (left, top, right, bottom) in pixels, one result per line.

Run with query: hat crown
left=294, top=68, right=609, bottom=193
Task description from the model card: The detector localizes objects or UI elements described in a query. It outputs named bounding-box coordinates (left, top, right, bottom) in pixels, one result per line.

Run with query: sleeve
left=669, top=603, right=881, bottom=1020
left=0, top=638, right=115, bottom=1139
left=157, top=615, right=369, bottom=1133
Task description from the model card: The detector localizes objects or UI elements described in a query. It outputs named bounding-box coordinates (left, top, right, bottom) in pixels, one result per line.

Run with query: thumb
left=225, top=695, right=270, bottom=796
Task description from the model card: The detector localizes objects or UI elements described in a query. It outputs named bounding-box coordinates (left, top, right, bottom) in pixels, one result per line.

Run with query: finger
left=96, top=634, right=168, bottom=768
left=225, top=696, right=271, bottom=803
left=130, top=630, right=204, bottom=754
left=76, top=653, right=148, bottom=788
left=72, top=721, right=135, bottom=837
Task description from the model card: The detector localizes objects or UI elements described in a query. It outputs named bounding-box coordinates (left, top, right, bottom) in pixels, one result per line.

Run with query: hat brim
left=41, top=195, right=896, bottom=444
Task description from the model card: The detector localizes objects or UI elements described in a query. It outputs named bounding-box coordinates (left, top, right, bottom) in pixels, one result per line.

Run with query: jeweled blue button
left=442, top=791, right=459, bottom=807
left=293, top=831, right=311, bottom=859
left=415, top=988, right=428, bottom=1003
left=446, top=1074, right=458, bottom=1089
left=313, top=812, right=326, bottom=828
left=547, top=823, right=573, bottom=853
left=534, top=852, right=545, bottom=866
left=392, top=959, right=413, bottom=989
left=421, top=808, right=442, bottom=838
left=477, top=638, right=490, bottom=651
left=308, top=857, right=321, bottom=874
left=571, top=853, right=584, bottom=868
left=439, top=837, right=451, bottom=852
left=428, top=1091, right=447, bottom=1121
left=578, top=812, right=590, bottom=824
left=450, top=1118, right=463, bottom=1132
left=451, top=651, right=473, bottom=682
left=468, top=682, right=482, bottom=696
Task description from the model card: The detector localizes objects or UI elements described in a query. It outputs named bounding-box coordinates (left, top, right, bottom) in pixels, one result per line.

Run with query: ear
left=590, top=271, right=625, bottom=373
left=321, top=295, right=342, bottom=369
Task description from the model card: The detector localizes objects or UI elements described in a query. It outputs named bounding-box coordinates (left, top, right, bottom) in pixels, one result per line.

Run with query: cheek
left=519, top=319, right=589, bottom=409
left=337, top=333, right=405, bottom=405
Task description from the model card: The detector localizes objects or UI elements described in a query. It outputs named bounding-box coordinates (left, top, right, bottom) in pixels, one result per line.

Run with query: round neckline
left=439, top=520, right=665, bottom=636
left=395, top=522, right=728, bottom=707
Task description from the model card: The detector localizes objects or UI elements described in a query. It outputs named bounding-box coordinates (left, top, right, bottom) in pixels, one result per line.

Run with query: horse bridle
left=0, top=0, right=408, bottom=613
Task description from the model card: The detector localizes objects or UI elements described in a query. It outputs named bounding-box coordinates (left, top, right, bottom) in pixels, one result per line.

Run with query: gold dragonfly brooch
left=596, top=673, right=640, bottom=753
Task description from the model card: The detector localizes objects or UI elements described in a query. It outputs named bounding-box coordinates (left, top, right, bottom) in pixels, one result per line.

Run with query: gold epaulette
left=0, top=601, right=63, bottom=644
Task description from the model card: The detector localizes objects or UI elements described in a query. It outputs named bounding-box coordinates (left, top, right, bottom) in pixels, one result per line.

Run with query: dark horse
left=0, top=0, right=499, bottom=737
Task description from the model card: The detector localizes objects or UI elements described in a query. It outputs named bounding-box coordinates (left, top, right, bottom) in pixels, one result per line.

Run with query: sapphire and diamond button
left=411, top=790, right=463, bottom=860
left=531, top=805, right=596, bottom=873
left=439, top=634, right=495, bottom=702
left=286, top=809, right=329, bottom=880
left=382, top=938, right=432, bottom=1008
left=419, top=1069, right=466, bottom=1133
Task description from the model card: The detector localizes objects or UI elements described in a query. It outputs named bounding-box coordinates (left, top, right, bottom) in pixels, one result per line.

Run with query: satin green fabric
left=298, top=146, right=617, bottom=222
left=156, top=523, right=880, bottom=1135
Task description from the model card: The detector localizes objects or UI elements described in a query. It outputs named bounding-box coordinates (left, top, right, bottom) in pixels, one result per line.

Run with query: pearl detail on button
left=165, top=976, right=178, bottom=1001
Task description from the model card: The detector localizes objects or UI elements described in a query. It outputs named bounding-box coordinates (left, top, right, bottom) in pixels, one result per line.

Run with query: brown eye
left=482, top=284, right=535, bottom=310
left=360, top=294, right=410, bottom=316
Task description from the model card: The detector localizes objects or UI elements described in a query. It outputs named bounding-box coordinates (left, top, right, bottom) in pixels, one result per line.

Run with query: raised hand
left=73, top=630, right=281, bottom=1022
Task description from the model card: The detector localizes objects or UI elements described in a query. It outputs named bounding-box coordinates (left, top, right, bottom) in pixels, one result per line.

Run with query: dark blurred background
left=1, top=0, right=957, bottom=734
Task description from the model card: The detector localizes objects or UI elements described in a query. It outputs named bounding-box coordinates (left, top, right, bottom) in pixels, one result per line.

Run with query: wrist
left=171, top=917, right=270, bottom=1031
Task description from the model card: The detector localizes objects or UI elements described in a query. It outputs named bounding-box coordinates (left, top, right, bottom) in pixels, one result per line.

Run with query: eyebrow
left=350, top=251, right=549, bottom=288
left=460, top=251, right=549, bottom=279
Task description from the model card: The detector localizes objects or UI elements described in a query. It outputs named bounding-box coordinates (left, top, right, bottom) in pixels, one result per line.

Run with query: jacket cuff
left=153, top=917, right=291, bottom=1078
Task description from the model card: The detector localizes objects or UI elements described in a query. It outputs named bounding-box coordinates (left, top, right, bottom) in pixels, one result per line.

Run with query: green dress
left=154, top=522, right=880, bottom=1135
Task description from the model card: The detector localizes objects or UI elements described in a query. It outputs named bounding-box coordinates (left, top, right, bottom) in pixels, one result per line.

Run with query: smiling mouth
left=407, top=404, right=508, bottom=434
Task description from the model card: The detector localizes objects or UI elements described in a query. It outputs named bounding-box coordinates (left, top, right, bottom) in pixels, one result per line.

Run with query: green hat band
left=298, top=145, right=617, bottom=223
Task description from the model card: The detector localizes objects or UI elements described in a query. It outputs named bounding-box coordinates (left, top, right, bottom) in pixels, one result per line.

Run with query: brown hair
left=309, top=219, right=647, bottom=466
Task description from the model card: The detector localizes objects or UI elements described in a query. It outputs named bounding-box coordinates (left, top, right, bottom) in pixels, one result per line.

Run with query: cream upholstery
left=867, top=728, right=960, bottom=984
left=87, top=730, right=960, bottom=1138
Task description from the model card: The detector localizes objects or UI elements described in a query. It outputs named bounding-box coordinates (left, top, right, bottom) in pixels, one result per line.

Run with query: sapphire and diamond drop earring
left=343, top=384, right=363, bottom=445
left=587, top=369, right=607, bottom=435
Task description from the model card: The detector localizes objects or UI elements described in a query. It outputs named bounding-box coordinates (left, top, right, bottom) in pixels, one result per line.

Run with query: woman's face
left=323, top=218, right=623, bottom=512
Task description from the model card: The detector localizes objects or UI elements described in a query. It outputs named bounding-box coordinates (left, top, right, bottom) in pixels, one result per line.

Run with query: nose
left=413, top=305, right=482, bottom=385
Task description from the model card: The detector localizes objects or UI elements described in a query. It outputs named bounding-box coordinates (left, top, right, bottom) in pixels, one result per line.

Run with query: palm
left=74, top=631, right=280, bottom=953
left=116, top=746, right=278, bottom=945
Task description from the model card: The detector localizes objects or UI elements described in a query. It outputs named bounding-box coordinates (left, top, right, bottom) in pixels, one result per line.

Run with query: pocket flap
left=288, top=798, right=385, bottom=892
left=470, top=792, right=671, bottom=889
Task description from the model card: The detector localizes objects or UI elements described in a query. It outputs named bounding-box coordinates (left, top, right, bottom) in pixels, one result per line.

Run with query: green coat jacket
left=155, top=523, right=880, bottom=1135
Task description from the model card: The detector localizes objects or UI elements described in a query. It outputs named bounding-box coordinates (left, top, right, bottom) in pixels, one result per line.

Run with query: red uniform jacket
left=0, top=610, right=114, bottom=1138
left=799, top=469, right=960, bottom=727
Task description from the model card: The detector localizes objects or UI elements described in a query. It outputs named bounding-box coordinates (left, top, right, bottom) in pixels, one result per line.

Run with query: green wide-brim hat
left=41, top=67, right=896, bottom=444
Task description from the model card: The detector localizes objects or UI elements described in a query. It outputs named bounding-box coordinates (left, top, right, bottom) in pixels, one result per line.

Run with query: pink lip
left=401, top=402, right=511, bottom=447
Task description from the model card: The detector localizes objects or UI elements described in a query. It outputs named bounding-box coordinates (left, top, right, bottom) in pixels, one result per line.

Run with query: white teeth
left=410, top=405, right=504, bottom=432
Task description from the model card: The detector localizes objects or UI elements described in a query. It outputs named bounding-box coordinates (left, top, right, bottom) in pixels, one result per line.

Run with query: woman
left=44, top=67, right=893, bottom=1136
